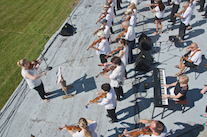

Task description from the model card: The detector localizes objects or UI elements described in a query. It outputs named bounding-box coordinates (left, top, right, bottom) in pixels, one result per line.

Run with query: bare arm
left=163, top=93, right=183, bottom=99
left=25, top=72, right=45, bottom=80
left=140, top=119, right=153, bottom=124
left=163, top=81, right=178, bottom=88
left=118, top=50, right=124, bottom=58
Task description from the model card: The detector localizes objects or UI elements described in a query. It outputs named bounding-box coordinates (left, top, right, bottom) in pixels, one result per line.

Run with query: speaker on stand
left=138, top=33, right=152, bottom=51
left=59, top=23, right=75, bottom=36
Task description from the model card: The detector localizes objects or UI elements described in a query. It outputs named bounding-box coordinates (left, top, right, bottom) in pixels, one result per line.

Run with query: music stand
left=56, top=66, right=74, bottom=99
left=166, top=35, right=181, bottom=52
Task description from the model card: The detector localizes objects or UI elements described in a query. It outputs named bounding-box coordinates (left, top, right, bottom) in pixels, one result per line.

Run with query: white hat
left=97, top=30, right=105, bottom=38
left=104, top=3, right=110, bottom=8
left=125, top=8, right=133, bottom=14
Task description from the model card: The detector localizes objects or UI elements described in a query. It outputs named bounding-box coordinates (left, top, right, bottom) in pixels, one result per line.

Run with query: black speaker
left=59, top=23, right=74, bottom=36
left=138, top=33, right=152, bottom=51
left=135, top=50, right=153, bottom=71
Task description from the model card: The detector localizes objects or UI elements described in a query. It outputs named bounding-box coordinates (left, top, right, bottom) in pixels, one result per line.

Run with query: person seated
left=61, top=118, right=97, bottom=137
left=174, top=43, right=202, bottom=77
left=163, top=75, right=189, bottom=101
left=123, top=119, right=167, bottom=137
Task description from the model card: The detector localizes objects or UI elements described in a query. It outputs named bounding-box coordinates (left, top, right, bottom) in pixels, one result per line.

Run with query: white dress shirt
left=109, top=63, right=125, bottom=87
left=121, top=46, right=129, bottom=66
left=125, top=26, right=136, bottom=41
left=130, top=14, right=136, bottom=28
left=96, top=39, right=111, bottom=55
left=181, top=6, right=192, bottom=26
left=98, top=88, right=117, bottom=110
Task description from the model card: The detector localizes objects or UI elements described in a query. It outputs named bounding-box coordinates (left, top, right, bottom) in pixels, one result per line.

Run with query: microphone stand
left=39, top=37, right=53, bottom=71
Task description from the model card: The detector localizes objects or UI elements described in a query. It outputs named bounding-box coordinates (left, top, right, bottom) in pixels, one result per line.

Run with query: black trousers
left=107, top=107, right=118, bottom=121
left=114, top=86, right=123, bottom=100
left=117, top=0, right=122, bottom=10
left=100, top=54, right=107, bottom=63
left=113, top=7, right=116, bottom=16
left=204, top=5, right=207, bottom=16
left=128, top=39, right=135, bottom=64
left=34, top=82, right=46, bottom=100
left=110, top=27, right=114, bottom=34
left=178, top=22, right=187, bottom=40
left=170, top=4, right=179, bottom=23
left=199, top=0, right=206, bottom=10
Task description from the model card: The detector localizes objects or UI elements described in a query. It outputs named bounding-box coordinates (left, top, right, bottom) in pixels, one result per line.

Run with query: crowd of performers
left=16, top=0, right=207, bottom=136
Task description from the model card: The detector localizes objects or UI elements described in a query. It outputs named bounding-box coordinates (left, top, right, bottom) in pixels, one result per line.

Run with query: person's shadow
left=167, top=122, right=204, bottom=137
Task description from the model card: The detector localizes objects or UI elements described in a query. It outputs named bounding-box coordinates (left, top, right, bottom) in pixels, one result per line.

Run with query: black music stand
left=166, top=35, right=181, bottom=52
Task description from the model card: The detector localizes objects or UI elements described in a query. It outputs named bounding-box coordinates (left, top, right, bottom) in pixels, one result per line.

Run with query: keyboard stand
left=151, top=104, right=168, bottom=119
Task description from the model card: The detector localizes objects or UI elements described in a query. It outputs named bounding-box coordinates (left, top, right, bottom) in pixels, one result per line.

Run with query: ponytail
left=79, top=118, right=92, bottom=137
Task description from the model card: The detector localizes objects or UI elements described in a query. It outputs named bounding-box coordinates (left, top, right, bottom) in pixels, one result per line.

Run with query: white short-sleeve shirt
left=109, top=63, right=125, bottom=87
left=125, top=26, right=136, bottom=41
left=188, top=49, right=202, bottom=65
left=181, top=6, right=192, bottom=26
left=96, top=39, right=111, bottom=55
left=155, top=6, right=165, bottom=19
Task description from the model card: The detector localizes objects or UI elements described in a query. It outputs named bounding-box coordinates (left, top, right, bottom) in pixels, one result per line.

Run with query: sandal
left=174, top=65, right=180, bottom=69
left=200, top=114, right=207, bottom=118
left=175, top=73, right=182, bottom=77
left=153, top=31, right=158, bottom=35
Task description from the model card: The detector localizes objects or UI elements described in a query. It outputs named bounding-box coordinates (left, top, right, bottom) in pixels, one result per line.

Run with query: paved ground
left=0, top=0, right=207, bottom=136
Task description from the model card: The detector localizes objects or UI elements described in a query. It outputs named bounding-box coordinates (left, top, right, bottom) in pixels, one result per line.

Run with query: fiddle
left=28, top=60, right=39, bottom=69
left=59, top=125, right=81, bottom=131
left=119, top=126, right=152, bottom=137
left=96, top=13, right=108, bottom=24
left=95, top=66, right=116, bottom=78
left=87, top=39, right=102, bottom=51
left=93, top=26, right=105, bottom=35
left=85, top=93, right=107, bottom=108
left=114, top=29, right=128, bottom=42
left=105, top=47, right=123, bottom=59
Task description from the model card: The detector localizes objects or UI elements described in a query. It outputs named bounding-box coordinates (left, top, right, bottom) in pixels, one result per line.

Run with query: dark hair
left=119, top=38, right=126, bottom=45
left=154, top=121, right=164, bottom=134
left=111, top=56, right=122, bottom=65
left=101, top=83, right=111, bottom=92
left=157, top=0, right=165, bottom=11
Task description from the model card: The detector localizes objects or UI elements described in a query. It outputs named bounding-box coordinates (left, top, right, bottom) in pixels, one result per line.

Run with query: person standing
left=88, top=83, right=118, bottom=123
left=99, top=56, right=125, bottom=101
left=17, top=59, right=50, bottom=102
left=146, top=0, right=165, bottom=35
left=168, top=0, right=181, bottom=25
left=174, top=1, right=192, bottom=41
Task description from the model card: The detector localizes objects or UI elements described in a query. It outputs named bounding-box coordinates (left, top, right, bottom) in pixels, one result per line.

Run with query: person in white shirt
left=107, top=39, right=129, bottom=79
left=168, top=0, right=181, bottom=25
left=122, top=21, right=135, bottom=64
left=99, top=19, right=111, bottom=43
left=99, top=56, right=125, bottom=101
left=174, top=1, right=192, bottom=41
left=128, top=3, right=137, bottom=18
left=124, top=8, right=136, bottom=28
left=123, top=119, right=167, bottom=137
left=174, top=43, right=202, bottom=77
left=146, top=0, right=165, bottom=35
left=88, top=83, right=118, bottom=123
left=104, top=3, right=114, bottom=34
left=94, top=30, right=111, bottom=66
left=61, top=118, right=97, bottom=137
left=17, top=59, right=50, bottom=102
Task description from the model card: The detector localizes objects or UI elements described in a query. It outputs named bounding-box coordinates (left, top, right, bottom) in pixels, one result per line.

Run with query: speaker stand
left=153, top=42, right=167, bottom=66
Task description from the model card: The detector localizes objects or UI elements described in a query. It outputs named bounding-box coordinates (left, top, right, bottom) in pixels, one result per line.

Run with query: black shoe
left=172, top=22, right=176, bottom=25
left=109, top=120, right=118, bottom=123
left=197, top=9, right=204, bottom=12
left=106, top=115, right=110, bottom=118
left=201, top=14, right=206, bottom=16
left=168, top=20, right=173, bottom=22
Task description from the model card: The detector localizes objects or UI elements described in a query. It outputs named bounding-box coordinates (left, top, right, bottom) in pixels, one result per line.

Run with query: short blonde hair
left=179, top=75, right=189, bottom=84
left=17, top=59, right=27, bottom=67
left=97, top=30, right=105, bottom=38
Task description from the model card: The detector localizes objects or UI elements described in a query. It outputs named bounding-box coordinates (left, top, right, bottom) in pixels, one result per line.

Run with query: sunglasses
left=150, top=126, right=157, bottom=133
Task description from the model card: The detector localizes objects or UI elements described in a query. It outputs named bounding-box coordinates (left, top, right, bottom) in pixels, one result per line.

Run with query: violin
left=87, top=39, right=102, bottom=51
left=119, top=126, right=152, bottom=137
left=28, top=60, right=39, bottom=69
left=114, top=29, right=128, bottom=42
left=95, top=66, right=116, bottom=78
left=96, top=13, right=108, bottom=24
left=85, top=93, right=107, bottom=108
left=105, top=47, right=123, bottom=59
left=125, top=16, right=131, bottom=22
left=93, top=26, right=105, bottom=35
left=59, top=125, right=81, bottom=131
